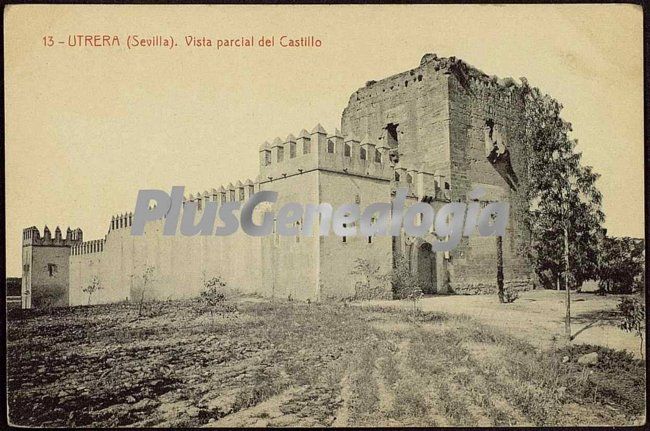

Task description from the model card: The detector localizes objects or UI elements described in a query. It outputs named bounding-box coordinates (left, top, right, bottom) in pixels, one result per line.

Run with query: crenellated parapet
left=391, top=163, right=452, bottom=201
left=71, top=239, right=105, bottom=256
left=109, top=212, right=133, bottom=231
left=22, top=225, right=83, bottom=247
left=183, top=177, right=257, bottom=210
left=259, top=124, right=394, bottom=182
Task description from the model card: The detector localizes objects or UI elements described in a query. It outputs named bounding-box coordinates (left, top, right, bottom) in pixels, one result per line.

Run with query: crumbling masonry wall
left=342, top=54, right=533, bottom=294
left=444, top=60, right=532, bottom=293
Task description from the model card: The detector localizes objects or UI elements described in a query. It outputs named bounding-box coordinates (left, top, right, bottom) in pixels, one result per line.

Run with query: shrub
left=81, top=276, right=102, bottom=305
left=350, top=259, right=391, bottom=300
left=391, top=256, right=423, bottom=301
left=391, top=256, right=424, bottom=316
left=199, top=276, right=235, bottom=324
left=618, top=294, right=645, bottom=359
left=502, top=287, right=519, bottom=303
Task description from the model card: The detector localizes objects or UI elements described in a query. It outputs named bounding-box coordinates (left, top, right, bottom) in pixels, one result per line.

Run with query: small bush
left=391, top=256, right=423, bottom=301
left=350, top=259, right=391, bottom=300
left=81, top=276, right=102, bottom=305
left=502, top=287, right=519, bottom=303
left=199, top=276, right=235, bottom=324
left=618, top=294, right=645, bottom=358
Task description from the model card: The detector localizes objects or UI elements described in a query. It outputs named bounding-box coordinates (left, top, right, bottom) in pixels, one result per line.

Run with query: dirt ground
left=362, top=289, right=645, bottom=359
left=6, top=293, right=646, bottom=427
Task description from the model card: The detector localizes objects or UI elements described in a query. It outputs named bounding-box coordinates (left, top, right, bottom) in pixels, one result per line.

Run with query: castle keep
left=22, top=54, right=533, bottom=308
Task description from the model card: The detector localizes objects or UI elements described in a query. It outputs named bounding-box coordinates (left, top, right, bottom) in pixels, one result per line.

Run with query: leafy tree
left=599, top=237, right=645, bottom=294
left=520, top=81, right=605, bottom=291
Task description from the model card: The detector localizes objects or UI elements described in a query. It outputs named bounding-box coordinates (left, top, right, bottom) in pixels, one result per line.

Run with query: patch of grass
left=7, top=295, right=645, bottom=427
left=553, top=344, right=645, bottom=416
left=389, top=378, right=429, bottom=419
left=347, top=342, right=382, bottom=423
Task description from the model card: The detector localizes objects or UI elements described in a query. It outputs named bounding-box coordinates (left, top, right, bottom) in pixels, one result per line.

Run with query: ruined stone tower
left=342, top=53, right=532, bottom=293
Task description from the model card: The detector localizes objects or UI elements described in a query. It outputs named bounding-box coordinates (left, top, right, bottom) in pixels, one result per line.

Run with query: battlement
left=183, top=178, right=257, bottom=210
left=391, top=164, right=452, bottom=201
left=258, top=124, right=394, bottom=182
left=22, top=225, right=83, bottom=247
left=109, top=212, right=133, bottom=231
left=71, top=239, right=105, bottom=256
left=104, top=179, right=260, bottom=234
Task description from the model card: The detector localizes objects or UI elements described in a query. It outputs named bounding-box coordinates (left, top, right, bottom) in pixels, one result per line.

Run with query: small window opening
left=296, top=219, right=301, bottom=243
left=368, top=216, right=377, bottom=243
left=386, top=123, right=399, bottom=148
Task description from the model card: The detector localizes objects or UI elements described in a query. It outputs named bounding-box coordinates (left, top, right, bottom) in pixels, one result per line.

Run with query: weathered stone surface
left=577, top=352, right=599, bottom=366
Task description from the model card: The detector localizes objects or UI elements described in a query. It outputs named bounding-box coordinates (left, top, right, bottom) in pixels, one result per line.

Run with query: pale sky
left=4, top=4, right=644, bottom=276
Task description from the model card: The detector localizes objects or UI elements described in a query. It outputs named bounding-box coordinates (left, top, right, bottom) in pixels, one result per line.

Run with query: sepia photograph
left=3, top=3, right=646, bottom=427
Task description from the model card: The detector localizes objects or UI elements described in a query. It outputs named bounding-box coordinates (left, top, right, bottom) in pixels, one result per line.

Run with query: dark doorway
left=417, top=242, right=437, bottom=294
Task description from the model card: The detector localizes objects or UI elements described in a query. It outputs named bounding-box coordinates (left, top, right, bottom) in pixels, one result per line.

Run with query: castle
left=21, top=53, right=533, bottom=308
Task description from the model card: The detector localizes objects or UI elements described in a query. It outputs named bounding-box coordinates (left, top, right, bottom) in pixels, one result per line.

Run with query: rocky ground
left=6, top=295, right=646, bottom=427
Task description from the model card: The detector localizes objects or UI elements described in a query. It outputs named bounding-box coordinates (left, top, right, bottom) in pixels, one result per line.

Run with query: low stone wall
left=450, top=279, right=531, bottom=295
